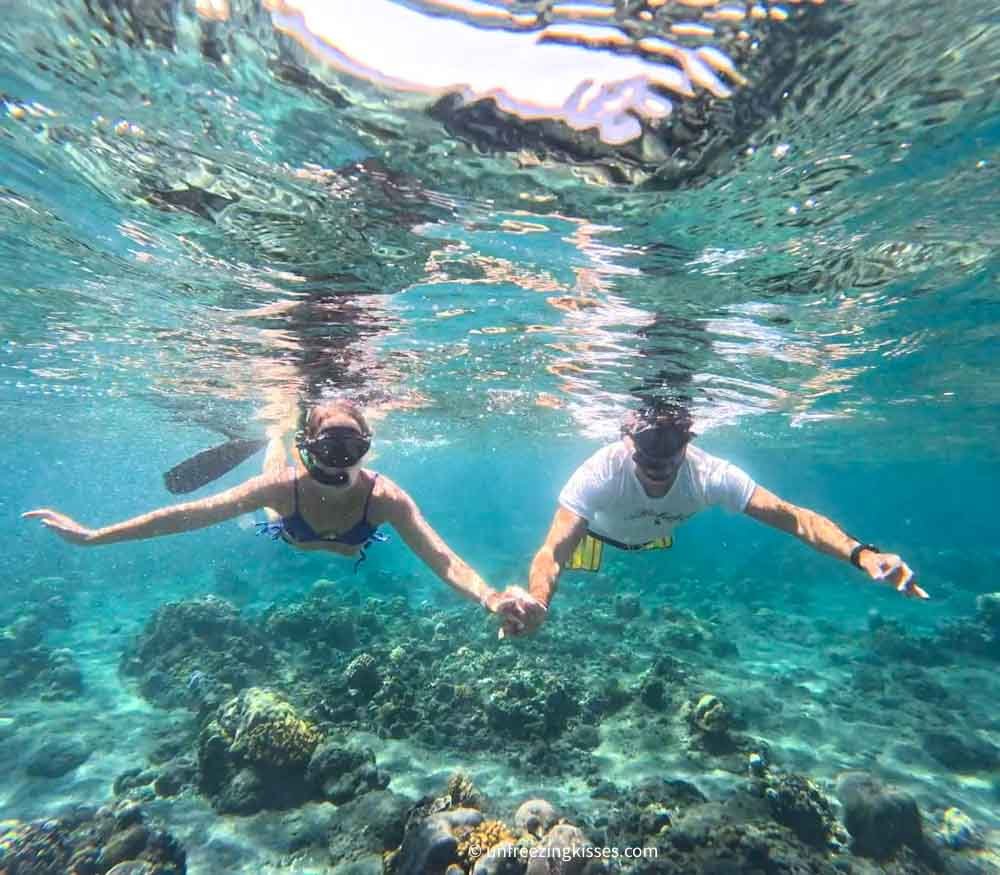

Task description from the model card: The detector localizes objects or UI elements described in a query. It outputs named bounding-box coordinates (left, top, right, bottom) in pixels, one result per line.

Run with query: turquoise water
left=2, top=1, right=1000, bottom=873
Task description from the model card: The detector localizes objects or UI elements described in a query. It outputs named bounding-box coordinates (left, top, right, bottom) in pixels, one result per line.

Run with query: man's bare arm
left=743, top=485, right=928, bottom=598
left=528, top=506, right=589, bottom=608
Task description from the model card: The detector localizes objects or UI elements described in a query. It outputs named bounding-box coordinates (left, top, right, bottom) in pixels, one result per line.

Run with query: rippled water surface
left=3, top=0, right=996, bottom=454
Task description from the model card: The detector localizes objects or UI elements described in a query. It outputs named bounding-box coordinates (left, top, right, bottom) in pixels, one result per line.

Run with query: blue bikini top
left=255, top=470, right=388, bottom=568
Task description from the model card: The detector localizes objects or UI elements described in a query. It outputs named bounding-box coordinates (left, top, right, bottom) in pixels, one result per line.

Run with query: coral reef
left=0, top=801, right=185, bottom=875
left=0, top=581, right=82, bottom=701
left=513, top=799, right=558, bottom=838
left=198, top=687, right=322, bottom=812
left=61, top=581, right=1000, bottom=870
left=456, top=820, right=515, bottom=870
left=217, top=687, right=322, bottom=768
left=119, top=596, right=274, bottom=710
left=193, top=686, right=387, bottom=815
left=760, top=772, right=839, bottom=849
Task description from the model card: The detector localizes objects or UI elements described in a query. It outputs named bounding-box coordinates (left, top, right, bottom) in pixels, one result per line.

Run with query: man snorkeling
left=490, top=402, right=929, bottom=638
left=24, top=400, right=508, bottom=614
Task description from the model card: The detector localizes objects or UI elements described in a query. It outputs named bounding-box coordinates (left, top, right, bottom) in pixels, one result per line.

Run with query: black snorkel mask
left=623, top=411, right=693, bottom=480
left=297, top=427, right=371, bottom=486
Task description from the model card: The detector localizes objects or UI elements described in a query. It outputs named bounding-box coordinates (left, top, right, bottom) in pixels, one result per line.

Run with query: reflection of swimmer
left=24, top=400, right=507, bottom=615
left=490, top=402, right=928, bottom=638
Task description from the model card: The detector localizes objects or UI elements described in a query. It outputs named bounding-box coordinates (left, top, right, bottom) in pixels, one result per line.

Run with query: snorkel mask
left=622, top=406, right=694, bottom=480
left=297, top=427, right=371, bottom=487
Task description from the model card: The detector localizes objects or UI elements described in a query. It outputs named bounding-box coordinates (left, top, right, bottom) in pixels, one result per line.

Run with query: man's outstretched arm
left=528, top=506, right=590, bottom=610
left=743, top=485, right=928, bottom=599
left=488, top=507, right=589, bottom=639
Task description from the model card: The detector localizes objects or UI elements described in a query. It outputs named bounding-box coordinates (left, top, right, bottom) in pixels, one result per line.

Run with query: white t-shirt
left=558, top=441, right=757, bottom=546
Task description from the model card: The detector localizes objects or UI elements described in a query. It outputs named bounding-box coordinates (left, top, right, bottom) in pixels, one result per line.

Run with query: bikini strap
left=291, top=466, right=300, bottom=513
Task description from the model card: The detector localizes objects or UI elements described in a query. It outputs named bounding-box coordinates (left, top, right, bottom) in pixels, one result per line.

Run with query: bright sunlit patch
left=262, top=0, right=763, bottom=144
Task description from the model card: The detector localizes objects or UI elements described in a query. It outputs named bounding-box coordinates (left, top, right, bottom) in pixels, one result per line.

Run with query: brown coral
left=456, top=819, right=515, bottom=870
left=447, top=770, right=482, bottom=809
left=238, top=713, right=321, bottom=767
left=691, top=693, right=730, bottom=735
left=217, top=687, right=322, bottom=768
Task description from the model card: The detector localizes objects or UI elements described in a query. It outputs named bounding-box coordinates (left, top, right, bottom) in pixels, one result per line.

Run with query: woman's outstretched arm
left=23, top=474, right=279, bottom=546
left=381, top=479, right=499, bottom=608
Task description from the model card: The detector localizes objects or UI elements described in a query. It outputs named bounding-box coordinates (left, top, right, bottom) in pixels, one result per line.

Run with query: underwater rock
left=680, top=692, right=742, bottom=758
left=101, top=824, right=151, bottom=868
left=485, top=671, right=581, bottom=741
left=215, top=767, right=267, bottom=815
left=935, top=617, right=999, bottom=662
left=525, top=823, right=591, bottom=875
left=25, top=735, right=93, bottom=777
left=600, top=778, right=706, bottom=851
left=114, top=767, right=159, bottom=798
left=306, top=740, right=389, bottom=803
left=566, top=723, right=600, bottom=751
left=0, top=638, right=85, bottom=701
left=656, top=607, right=711, bottom=652
left=514, top=799, right=558, bottom=837
left=470, top=842, right=522, bottom=875
left=264, top=600, right=359, bottom=651
left=649, top=654, right=688, bottom=681
left=690, top=693, right=730, bottom=735
left=120, top=596, right=273, bottom=709
left=344, top=652, right=382, bottom=699
left=4, top=614, right=45, bottom=649
left=614, top=593, right=642, bottom=621
left=328, top=789, right=411, bottom=870
left=0, top=801, right=185, bottom=875
left=43, top=648, right=85, bottom=698
left=217, top=687, right=322, bottom=768
left=850, top=664, right=885, bottom=695
left=638, top=674, right=668, bottom=711
left=580, top=676, right=632, bottom=722
left=975, top=592, right=1000, bottom=631
left=836, top=772, right=924, bottom=860
left=762, top=773, right=837, bottom=848
left=653, top=792, right=852, bottom=875
left=393, top=807, right=484, bottom=875
left=198, top=687, right=324, bottom=813
left=152, top=756, right=197, bottom=798
left=869, top=621, right=928, bottom=664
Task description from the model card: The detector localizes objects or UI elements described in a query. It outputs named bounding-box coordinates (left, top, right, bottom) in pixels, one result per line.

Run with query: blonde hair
left=303, top=400, right=371, bottom=439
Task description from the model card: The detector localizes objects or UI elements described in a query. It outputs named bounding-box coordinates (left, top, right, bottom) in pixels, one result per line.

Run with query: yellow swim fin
left=568, top=534, right=604, bottom=572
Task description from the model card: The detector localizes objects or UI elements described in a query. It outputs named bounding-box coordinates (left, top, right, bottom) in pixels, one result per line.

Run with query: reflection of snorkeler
left=23, top=399, right=511, bottom=616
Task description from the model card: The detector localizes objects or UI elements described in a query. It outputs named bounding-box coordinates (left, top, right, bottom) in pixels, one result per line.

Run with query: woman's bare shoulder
left=368, top=473, right=414, bottom=521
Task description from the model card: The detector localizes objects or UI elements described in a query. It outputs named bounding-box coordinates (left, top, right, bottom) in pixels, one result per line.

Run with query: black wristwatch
left=850, top=543, right=880, bottom=569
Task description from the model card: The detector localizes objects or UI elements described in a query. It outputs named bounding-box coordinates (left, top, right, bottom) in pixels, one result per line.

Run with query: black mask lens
left=632, top=425, right=688, bottom=459
left=302, top=429, right=370, bottom=468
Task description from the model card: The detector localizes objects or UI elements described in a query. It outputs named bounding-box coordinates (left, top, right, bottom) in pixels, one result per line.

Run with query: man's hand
left=22, top=509, right=98, bottom=546
left=859, top=550, right=929, bottom=600
left=484, top=586, right=548, bottom=638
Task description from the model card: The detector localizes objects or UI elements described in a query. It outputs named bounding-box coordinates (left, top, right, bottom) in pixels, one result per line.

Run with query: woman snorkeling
left=23, top=399, right=530, bottom=619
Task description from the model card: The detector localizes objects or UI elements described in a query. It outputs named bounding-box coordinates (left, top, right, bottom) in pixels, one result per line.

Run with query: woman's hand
left=22, top=509, right=99, bottom=546
left=859, top=550, right=929, bottom=599
left=485, top=586, right=548, bottom=638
